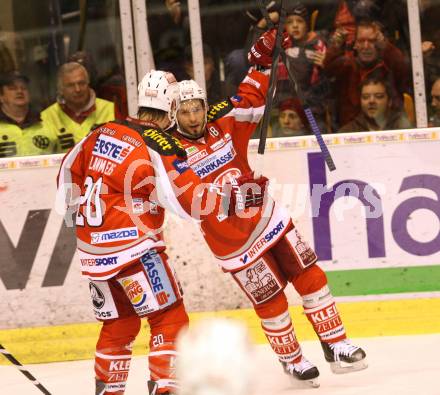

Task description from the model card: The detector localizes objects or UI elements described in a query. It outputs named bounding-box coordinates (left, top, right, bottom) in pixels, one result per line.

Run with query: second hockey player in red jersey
left=172, top=29, right=367, bottom=387
left=57, top=70, right=207, bottom=395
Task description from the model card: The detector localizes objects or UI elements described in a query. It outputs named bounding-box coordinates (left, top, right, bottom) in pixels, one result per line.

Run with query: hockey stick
left=254, top=0, right=286, bottom=177
left=257, top=0, right=336, bottom=171
left=0, top=344, right=52, bottom=394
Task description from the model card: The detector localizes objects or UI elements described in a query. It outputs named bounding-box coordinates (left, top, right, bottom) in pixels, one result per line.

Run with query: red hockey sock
left=147, top=301, right=189, bottom=394
left=302, top=285, right=346, bottom=343
left=293, top=265, right=346, bottom=343
left=261, top=310, right=302, bottom=363
left=95, top=316, right=141, bottom=394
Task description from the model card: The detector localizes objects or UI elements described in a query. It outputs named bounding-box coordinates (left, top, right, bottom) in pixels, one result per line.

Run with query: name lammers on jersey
left=88, top=155, right=116, bottom=175
left=93, top=134, right=134, bottom=164
left=190, top=141, right=236, bottom=178
left=91, top=227, right=139, bottom=244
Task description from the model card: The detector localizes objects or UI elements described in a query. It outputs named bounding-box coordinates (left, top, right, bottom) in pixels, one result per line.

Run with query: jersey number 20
left=76, top=176, right=104, bottom=227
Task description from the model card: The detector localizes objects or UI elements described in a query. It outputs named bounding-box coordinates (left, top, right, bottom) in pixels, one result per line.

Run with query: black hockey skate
left=321, top=339, right=368, bottom=374
left=282, top=356, right=320, bottom=388
left=148, top=380, right=175, bottom=395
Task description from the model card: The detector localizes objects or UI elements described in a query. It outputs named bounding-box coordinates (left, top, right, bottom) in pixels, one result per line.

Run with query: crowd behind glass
left=1, top=0, right=440, bottom=158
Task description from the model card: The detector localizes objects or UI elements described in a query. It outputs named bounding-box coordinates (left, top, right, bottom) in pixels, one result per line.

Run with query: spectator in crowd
left=278, top=2, right=329, bottom=130
left=68, top=51, right=128, bottom=119
left=331, top=0, right=382, bottom=49
left=238, top=2, right=329, bottom=131
left=223, top=1, right=280, bottom=96
left=324, top=19, right=410, bottom=129
left=338, top=76, right=412, bottom=132
left=148, top=0, right=253, bottom=101
left=177, top=44, right=223, bottom=104
left=419, top=0, right=440, bottom=88
left=0, top=71, right=57, bottom=158
left=380, top=0, right=411, bottom=55
left=429, top=77, right=440, bottom=127
left=67, top=51, right=99, bottom=90
left=148, top=0, right=252, bottom=60
left=41, top=62, right=115, bottom=152
left=271, top=97, right=309, bottom=137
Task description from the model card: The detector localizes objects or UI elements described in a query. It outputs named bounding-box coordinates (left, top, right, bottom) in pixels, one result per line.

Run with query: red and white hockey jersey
left=57, top=119, right=201, bottom=280
left=175, top=69, right=292, bottom=271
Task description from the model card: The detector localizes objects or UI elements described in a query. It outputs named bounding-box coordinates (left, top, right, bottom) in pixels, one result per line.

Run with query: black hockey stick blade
left=0, top=344, right=52, bottom=394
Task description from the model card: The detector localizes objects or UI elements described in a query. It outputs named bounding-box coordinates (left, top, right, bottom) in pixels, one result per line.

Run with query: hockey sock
left=147, top=300, right=189, bottom=394
left=95, top=316, right=141, bottom=394
left=302, top=285, right=346, bottom=343
left=292, top=265, right=346, bottom=343
left=261, top=310, right=302, bottom=363
left=252, top=291, right=302, bottom=363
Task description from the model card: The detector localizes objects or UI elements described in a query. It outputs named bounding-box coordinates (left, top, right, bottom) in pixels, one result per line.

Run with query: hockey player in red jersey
left=172, top=29, right=367, bottom=387
left=57, top=70, right=203, bottom=395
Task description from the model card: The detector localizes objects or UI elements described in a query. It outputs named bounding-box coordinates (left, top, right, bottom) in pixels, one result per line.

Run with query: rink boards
left=1, top=298, right=440, bottom=364
left=0, top=129, right=439, bottom=363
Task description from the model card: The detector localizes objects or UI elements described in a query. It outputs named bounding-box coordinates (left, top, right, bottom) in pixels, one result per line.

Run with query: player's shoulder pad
left=90, top=122, right=107, bottom=132
left=114, top=119, right=187, bottom=158
left=85, top=122, right=107, bottom=137
left=207, top=98, right=233, bottom=123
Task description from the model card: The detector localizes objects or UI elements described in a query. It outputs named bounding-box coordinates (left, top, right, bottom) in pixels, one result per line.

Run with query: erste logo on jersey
left=190, top=141, right=236, bottom=179
left=93, top=134, right=134, bottom=164
left=90, top=227, right=139, bottom=244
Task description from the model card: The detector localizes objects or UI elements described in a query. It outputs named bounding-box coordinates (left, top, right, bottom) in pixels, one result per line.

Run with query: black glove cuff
left=254, top=64, right=270, bottom=72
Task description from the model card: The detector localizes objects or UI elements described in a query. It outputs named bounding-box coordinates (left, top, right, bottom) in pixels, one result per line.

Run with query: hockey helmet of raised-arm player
left=138, top=70, right=180, bottom=130
left=176, top=79, right=207, bottom=139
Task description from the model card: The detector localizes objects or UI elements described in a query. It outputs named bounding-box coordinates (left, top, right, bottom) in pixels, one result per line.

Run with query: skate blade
left=330, top=359, right=368, bottom=374
left=288, top=376, right=320, bottom=389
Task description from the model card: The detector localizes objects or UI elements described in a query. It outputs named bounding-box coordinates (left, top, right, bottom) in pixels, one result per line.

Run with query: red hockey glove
left=248, top=29, right=277, bottom=67
left=224, top=171, right=269, bottom=216
left=248, top=29, right=290, bottom=68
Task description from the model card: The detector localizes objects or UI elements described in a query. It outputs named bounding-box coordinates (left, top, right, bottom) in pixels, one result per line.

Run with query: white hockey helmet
left=178, top=79, right=207, bottom=108
left=176, top=79, right=207, bottom=139
left=138, top=70, right=180, bottom=128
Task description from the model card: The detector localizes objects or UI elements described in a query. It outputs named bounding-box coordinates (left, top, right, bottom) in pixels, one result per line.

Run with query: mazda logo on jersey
left=90, top=227, right=139, bottom=244
left=89, top=282, right=105, bottom=309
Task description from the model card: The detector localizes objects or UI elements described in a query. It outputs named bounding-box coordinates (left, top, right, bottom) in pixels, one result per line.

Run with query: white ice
left=1, top=334, right=439, bottom=395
